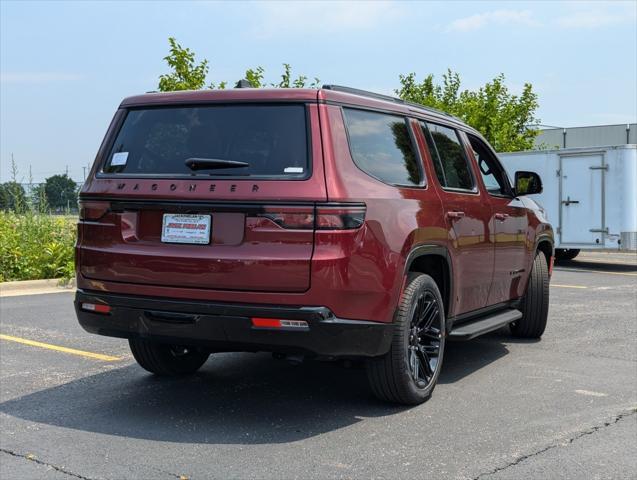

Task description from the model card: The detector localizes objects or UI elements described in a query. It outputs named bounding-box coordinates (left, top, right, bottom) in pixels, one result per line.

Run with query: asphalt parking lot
left=1, top=252, right=636, bottom=480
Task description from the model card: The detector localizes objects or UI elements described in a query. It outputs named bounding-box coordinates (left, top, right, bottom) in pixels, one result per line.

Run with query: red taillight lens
left=251, top=317, right=309, bottom=329
left=79, top=201, right=110, bottom=221
left=316, top=204, right=366, bottom=230
left=81, top=302, right=111, bottom=314
left=257, top=205, right=315, bottom=229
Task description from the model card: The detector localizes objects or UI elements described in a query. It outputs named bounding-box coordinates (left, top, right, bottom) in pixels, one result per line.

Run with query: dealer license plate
left=161, top=214, right=211, bottom=245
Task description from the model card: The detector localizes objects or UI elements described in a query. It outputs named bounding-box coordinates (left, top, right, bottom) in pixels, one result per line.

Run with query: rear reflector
left=251, top=317, right=309, bottom=329
left=81, top=303, right=111, bottom=314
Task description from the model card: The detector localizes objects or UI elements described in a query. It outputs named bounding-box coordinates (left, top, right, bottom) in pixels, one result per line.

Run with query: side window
left=467, top=134, right=511, bottom=196
left=422, top=122, right=475, bottom=191
left=343, top=108, right=422, bottom=186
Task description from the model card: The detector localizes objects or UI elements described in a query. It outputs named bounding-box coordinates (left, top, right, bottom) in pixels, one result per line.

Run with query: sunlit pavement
left=1, top=254, right=636, bottom=479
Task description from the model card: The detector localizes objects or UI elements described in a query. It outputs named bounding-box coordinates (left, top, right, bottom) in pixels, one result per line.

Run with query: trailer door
left=560, top=154, right=605, bottom=246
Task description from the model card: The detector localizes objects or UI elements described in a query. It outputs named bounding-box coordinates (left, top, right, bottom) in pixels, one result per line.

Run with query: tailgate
left=79, top=200, right=317, bottom=292
left=78, top=100, right=327, bottom=293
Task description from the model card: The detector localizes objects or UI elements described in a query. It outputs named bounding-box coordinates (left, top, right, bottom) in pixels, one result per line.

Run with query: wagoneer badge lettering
left=106, top=183, right=263, bottom=193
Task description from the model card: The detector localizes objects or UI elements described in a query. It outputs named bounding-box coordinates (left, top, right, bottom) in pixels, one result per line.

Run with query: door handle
left=561, top=196, right=580, bottom=206
left=495, top=213, right=509, bottom=221
left=446, top=211, right=465, bottom=219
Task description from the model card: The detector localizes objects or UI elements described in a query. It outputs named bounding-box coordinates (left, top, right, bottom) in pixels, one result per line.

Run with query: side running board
left=449, top=309, right=522, bottom=340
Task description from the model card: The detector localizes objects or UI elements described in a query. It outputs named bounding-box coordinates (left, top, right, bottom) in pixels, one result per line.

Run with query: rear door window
left=343, top=108, right=422, bottom=186
left=422, top=122, right=475, bottom=191
left=103, top=104, right=309, bottom=178
left=467, top=134, right=511, bottom=196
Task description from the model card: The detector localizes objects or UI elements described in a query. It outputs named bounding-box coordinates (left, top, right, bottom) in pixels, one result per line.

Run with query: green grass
left=0, top=212, right=76, bottom=282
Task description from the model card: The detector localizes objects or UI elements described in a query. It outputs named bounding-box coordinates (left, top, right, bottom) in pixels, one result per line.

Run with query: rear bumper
left=74, top=290, right=393, bottom=358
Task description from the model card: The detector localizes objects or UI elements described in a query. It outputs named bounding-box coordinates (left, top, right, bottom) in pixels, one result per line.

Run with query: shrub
left=0, top=212, right=76, bottom=282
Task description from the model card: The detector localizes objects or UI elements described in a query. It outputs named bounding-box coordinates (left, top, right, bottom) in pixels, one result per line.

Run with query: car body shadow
left=0, top=334, right=514, bottom=444
left=441, top=328, right=513, bottom=384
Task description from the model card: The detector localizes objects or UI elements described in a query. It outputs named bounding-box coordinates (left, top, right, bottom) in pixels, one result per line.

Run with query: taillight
left=256, top=203, right=365, bottom=230
left=258, top=205, right=314, bottom=229
left=79, top=200, right=110, bottom=221
left=316, top=203, right=366, bottom=230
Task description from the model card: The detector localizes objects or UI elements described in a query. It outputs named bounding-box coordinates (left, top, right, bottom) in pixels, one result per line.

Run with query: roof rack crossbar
left=322, top=84, right=459, bottom=121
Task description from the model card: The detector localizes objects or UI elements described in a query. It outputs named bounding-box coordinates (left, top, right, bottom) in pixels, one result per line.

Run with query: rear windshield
left=103, top=104, right=309, bottom=178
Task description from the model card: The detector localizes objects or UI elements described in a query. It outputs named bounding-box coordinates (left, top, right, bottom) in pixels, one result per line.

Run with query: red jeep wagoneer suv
left=75, top=85, right=553, bottom=405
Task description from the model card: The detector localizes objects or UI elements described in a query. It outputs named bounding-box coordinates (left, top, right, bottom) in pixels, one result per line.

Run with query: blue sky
left=1, top=0, right=636, bottom=182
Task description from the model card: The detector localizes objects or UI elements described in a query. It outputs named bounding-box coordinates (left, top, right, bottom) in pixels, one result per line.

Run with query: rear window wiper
left=185, top=158, right=250, bottom=170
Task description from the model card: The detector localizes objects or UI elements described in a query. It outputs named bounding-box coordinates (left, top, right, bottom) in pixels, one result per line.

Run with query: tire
left=555, top=248, right=580, bottom=261
left=129, top=338, right=210, bottom=376
left=367, top=273, right=446, bottom=405
left=510, top=252, right=549, bottom=339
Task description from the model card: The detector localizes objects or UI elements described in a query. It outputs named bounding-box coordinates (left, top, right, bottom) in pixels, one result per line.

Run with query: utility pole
left=82, top=166, right=87, bottom=181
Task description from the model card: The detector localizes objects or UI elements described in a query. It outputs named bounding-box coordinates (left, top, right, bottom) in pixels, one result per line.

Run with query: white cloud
left=0, top=72, right=84, bottom=84
left=252, top=1, right=403, bottom=37
left=447, top=9, right=539, bottom=32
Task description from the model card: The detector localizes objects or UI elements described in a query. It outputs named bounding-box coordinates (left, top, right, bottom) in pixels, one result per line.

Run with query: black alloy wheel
left=408, top=290, right=443, bottom=388
left=367, top=273, right=446, bottom=405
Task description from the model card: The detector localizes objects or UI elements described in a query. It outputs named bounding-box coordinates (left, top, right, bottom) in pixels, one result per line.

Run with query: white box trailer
left=500, top=145, right=637, bottom=258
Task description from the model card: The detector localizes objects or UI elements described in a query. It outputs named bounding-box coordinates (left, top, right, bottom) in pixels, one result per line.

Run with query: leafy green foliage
left=0, top=182, right=27, bottom=212
left=275, top=63, right=320, bottom=89
left=1, top=156, right=28, bottom=213
left=396, top=70, right=540, bottom=152
left=158, top=37, right=211, bottom=91
left=44, top=174, right=78, bottom=211
left=244, top=66, right=265, bottom=88
left=158, top=38, right=319, bottom=92
left=29, top=184, right=49, bottom=213
left=0, top=212, right=76, bottom=281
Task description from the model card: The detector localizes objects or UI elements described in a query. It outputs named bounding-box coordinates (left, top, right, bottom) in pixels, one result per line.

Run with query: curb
left=0, top=278, right=76, bottom=298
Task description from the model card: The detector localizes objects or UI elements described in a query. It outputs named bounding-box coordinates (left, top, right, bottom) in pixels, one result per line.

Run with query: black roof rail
left=321, top=84, right=460, bottom=121
left=322, top=84, right=405, bottom=105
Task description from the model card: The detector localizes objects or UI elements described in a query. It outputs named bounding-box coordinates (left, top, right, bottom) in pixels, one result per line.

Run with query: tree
left=0, top=182, right=26, bottom=212
left=44, top=174, right=78, bottom=211
left=274, top=63, right=319, bottom=89
left=30, top=184, right=49, bottom=212
left=158, top=37, right=212, bottom=91
left=396, top=70, right=540, bottom=152
left=157, top=37, right=318, bottom=92
left=156, top=39, right=539, bottom=151
left=244, top=66, right=265, bottom=88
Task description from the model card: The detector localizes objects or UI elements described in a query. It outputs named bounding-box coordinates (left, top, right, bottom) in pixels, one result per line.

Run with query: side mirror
left=514, top=171, right=543, bottom=196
